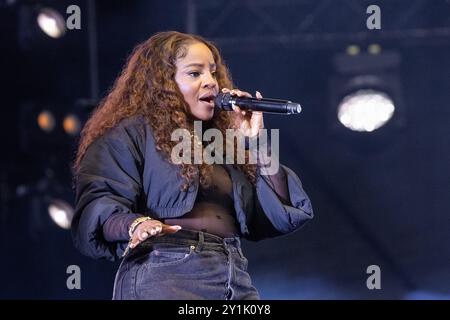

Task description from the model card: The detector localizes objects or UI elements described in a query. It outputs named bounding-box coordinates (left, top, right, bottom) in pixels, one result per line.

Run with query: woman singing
left=72, top=31, right=313, bottom=300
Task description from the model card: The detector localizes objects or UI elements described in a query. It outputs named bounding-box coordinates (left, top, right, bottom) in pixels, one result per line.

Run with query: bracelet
left=128, top=216, right=152, bottom=238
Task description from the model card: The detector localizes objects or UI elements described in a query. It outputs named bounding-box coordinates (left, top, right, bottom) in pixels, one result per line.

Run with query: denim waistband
left=138, top=228, right=242, bottom=251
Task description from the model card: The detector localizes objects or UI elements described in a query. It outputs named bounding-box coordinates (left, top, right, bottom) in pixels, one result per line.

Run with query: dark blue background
left=1, top=0, right=449, bottom=299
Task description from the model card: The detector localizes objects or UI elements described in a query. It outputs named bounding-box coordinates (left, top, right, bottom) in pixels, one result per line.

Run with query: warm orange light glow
left=37, top=111, right=55, bottom=132
left=63, top=115, right=81, bottom=135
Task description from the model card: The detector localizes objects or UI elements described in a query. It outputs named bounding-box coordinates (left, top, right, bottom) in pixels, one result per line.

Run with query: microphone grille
left=287, top=102, right=302, bottom=114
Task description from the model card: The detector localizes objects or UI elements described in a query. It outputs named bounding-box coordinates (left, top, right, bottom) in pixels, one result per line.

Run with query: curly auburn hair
left=73, top=31, right=256, bottom=191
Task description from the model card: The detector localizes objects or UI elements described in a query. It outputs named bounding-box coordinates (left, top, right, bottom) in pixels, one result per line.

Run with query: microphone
left=214, top=92, right=302, bottom=115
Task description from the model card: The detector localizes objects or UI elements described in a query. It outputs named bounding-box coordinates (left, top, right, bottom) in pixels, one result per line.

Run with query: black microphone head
left=214, top=92, right=233, bottom=111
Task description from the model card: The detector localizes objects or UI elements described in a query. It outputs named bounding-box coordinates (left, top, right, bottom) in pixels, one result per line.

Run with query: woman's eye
left=188, top=71, right=200, bottom=77
left=211, top=71, right=217, bottom=78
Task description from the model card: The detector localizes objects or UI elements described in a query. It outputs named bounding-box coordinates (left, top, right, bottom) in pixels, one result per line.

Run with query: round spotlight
left=368, top=44, right=381, bottom=55
left=346, top=45, right=360, bottom=56
left=337, top=89, right=395, bottom=132
left=63, top=114, right=81, bottom=136
left=37, top=8, right=66, bottom=39
left=48, top=199, right=74, bottom=229
left=37, top=110, right=55, bottom=132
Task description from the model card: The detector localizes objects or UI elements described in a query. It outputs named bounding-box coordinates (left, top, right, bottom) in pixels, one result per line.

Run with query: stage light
left=346, top=45, right=360, bottom=56
left=18, top=168, right=75, bottom=235
left=63, top=114, right=81, bottom=136
left=48, top=199, right=74, bottom=230
left=37, top=8, right=66, bottom=39
left=20, top=100, right=93, bottom=157
left=337, top=89, right=395, bottom=132
left=368, top=44, right=381, bottom=55
left=329, top=49, right=404, bottom=151
left=37, top=110, right=55, bottom=132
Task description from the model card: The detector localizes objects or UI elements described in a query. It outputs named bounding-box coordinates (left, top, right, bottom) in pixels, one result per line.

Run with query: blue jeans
left=112, top=229, right=260, bottom=300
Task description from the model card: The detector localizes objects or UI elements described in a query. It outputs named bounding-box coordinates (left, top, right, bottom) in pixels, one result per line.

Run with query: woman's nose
left=202, top=73, right=218, bottom=88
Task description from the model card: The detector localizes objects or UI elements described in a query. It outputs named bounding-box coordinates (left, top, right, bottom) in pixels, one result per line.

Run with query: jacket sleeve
left=71, top=117, right=146, bottom=261
left=241, top=129, right=313, bottom=240
left=246, top=164, right=313, bottom=241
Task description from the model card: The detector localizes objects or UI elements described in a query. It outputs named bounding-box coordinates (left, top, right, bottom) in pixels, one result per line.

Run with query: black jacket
left=72, top=115, right=313, bottom=261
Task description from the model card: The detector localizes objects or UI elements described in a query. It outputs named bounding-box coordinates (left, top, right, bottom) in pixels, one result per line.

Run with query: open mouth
left=199, top=94, right=215, bottom=106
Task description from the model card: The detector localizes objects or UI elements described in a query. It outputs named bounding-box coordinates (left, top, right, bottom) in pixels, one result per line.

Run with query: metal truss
left=185, top=0, right=450, bottom=51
